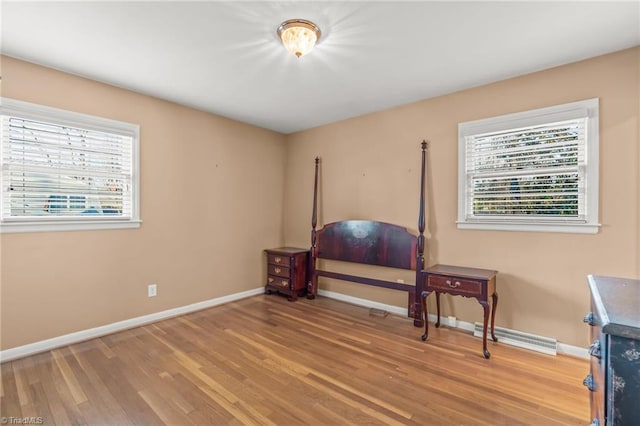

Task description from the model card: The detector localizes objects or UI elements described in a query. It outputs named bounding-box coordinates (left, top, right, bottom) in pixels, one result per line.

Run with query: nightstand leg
left=421, top=290, right=430, bottom=341
left=491, top=292, right=498, bottom=342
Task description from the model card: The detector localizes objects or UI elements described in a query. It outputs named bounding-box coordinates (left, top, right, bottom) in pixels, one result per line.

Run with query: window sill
left=456, top=221, right=600, bottom=234
left=0, top=219, right=142, bottom=233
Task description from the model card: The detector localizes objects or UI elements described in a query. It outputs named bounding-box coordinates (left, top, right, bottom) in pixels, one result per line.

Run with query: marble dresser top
left=588, top=275, right=640, bottom=340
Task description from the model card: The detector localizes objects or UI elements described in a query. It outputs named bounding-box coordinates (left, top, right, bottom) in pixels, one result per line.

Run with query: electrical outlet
left=148, top=284, right=157, bottom=297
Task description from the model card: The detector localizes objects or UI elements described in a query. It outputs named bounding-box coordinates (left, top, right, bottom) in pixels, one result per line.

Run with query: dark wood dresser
left=264, top=247, right=308, bottom=301
left=584, top=275, right=640, bottom=426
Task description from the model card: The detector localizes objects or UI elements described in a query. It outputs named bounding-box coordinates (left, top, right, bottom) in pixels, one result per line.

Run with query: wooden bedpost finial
left=312, top=157, right=320, bottom=231
left=417, top=139, right=427, bottom=261
left=414, top=140, right=428, bottom=327
left=309, top=156, right=321, bottom=299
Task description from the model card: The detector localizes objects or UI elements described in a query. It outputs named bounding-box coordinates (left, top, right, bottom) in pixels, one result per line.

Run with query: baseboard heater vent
left=473, top=323, right=557, bottom=356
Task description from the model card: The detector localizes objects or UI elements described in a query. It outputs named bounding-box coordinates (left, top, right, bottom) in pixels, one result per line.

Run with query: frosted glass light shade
left=277, top=19, right=321, bottom=58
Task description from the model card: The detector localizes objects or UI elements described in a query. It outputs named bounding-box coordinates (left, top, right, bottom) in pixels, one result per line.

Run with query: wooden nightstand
left=264, top=247, right=309, bottom=301
left=421, top=264, right=498, bottom=358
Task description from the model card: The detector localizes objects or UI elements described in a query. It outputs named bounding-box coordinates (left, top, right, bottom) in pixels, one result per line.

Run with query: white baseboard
left=557, top=343, right=589, bottom=359
left=0, top=287, right=265, bottom=363
left=318, top=289, right=589, bottom=359
left=317, top=289, right=409, bottom=317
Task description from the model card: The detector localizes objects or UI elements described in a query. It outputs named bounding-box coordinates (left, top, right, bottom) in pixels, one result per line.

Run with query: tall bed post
left=307, top=156, right=320, bottom=299
left=414, top=140, right=427, bottom=326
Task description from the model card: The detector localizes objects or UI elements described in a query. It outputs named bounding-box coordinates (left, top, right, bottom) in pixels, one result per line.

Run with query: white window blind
left=458, top=99, right=599, bottom=233
left=1, top=98, right=140, bottom=233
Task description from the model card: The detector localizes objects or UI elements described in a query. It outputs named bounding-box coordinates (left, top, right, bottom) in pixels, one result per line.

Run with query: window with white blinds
left=458, top=99, right=599, bottom=233
left=1, top=98, right=140, bottom=233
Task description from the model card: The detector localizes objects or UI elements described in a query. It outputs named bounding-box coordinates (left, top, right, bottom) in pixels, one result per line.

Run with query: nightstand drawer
left=268, top=264, right=290, bottom=278
left=427, top=275, right=481, bottom=296
left=267, top=275, right=290, bottom=288
left=267, top=254, right=291, bottom=267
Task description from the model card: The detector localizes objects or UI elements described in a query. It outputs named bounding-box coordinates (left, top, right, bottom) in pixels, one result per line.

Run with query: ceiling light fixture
left=277, top=19, right=321, bottom=58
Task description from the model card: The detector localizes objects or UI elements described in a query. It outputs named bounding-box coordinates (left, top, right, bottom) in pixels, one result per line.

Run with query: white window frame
left=0, top=98, right=141, bottom=233
left=457, top=98, right=599, bottom=234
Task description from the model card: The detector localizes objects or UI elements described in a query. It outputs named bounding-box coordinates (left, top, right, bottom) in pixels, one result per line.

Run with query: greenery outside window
left=1, top=98, right=140, bottom=233
left=457, top=98, right=599, bottom=233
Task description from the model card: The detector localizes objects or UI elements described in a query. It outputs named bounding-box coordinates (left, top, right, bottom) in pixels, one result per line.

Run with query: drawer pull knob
left=582, top=374, right=595, bottom=391
left=282, top=280, right=289, bottom=287
left=446, top=280, right=461, bottom=288
left=583, top=312, right=595, bottom=326
left=589, top=340, right=601, bottom=359
left=275, top=257, right=282, bottom=264
left=274, top=267, right=281, bottom=273
left=268, top=277, right=274, bottom=283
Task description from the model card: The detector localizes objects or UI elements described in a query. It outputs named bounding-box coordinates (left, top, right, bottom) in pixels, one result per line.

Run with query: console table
left=421, top=264, right=498, bottom=358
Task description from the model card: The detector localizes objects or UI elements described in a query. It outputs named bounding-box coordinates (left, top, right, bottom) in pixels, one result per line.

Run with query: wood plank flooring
left=1, top=294, right=590, bottom=425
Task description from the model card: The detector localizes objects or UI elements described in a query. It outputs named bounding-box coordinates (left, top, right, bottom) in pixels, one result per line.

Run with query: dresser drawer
left=268, top=264, right=290, bottom=278
left=267, top=275, right=290, bottom=289
left=267, top=254, right=291, bottom=267
left=427, top=275, right=482, bottom=296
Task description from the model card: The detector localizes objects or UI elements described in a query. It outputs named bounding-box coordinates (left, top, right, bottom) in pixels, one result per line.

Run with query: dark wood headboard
left=307, top=141, right=428, bottom=326
left=316, top=220, right=416, bottom=270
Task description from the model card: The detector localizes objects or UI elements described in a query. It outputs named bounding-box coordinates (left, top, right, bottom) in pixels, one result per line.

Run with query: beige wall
left=0, top=56, right=287, bottom=350
left=2, top=48, right=638, bottom=352
left=284, top=47, right=640, bottom=347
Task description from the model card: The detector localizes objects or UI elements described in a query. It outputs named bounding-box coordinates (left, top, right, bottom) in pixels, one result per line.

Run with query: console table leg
left=480, top=301, right=491, bottom=359
left=435, top=292, right=441, bottom=328
left=421, top=290, right=430, bottom=341
left=491, top=292, right=498, bottom=342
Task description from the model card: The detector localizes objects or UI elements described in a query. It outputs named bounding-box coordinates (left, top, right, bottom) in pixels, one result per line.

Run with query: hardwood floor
left=1, top=295, right=589, bottom=425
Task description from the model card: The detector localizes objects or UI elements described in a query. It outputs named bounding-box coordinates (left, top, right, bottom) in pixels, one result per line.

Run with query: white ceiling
left=2, top=1, right=639, bottom=134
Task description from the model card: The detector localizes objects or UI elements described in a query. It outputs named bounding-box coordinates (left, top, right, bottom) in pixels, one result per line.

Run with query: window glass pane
left=4, top=116, right=132, bottom=219
left=1, top=98, right=139, bottom=232
left=457, top=98, right=599, bottom=233
left=472, top=173, right=580, bottom=217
